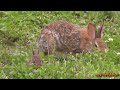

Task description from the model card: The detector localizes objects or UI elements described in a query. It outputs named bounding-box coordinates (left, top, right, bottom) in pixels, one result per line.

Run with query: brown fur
left=27, top=49, right=43, bottom=68
left=37, top=21, right=108, bottom=55
left=95, top=24, right=108, bottom=53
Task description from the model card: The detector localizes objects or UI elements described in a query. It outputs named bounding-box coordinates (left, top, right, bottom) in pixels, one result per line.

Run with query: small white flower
left=117, top=52, right=120, bottom=55
left=110, top=77, right=114, bottom=79
left=108, top=38, right=113, bottom=41
left=105, top=40, right=109, bottom=42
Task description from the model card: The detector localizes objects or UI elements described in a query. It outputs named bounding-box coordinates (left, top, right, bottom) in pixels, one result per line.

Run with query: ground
left=0, top=11, right=120, bottom=79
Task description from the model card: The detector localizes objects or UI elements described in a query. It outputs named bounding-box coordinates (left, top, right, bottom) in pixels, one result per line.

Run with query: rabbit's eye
left=95, top=44, right=97, bottom=47
left=95, top=42, right=98, bottom=48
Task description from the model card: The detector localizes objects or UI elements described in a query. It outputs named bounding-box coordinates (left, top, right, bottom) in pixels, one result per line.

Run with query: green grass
left=0, top=11, right=120, bottom=79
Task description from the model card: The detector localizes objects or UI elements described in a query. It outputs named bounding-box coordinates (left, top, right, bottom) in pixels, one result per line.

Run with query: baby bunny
left=37, top=21, right=108, bottom=55
left=27, top=49, right=43, bottom=68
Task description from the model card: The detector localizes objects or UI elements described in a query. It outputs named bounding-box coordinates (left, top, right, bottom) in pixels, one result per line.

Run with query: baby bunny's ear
left=97, top=24, right=104, bottom=38
left=32, top=49, right=35, bottom=55
left=37, top=49, right=39, bottom=54
left=87, top=23, right=96, bottom=40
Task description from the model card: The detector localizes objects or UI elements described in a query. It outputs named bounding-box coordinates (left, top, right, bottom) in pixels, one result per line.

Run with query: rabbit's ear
left=87, top=23, right=96, bottom=40
left=97, top=24, right=104, bottom=38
